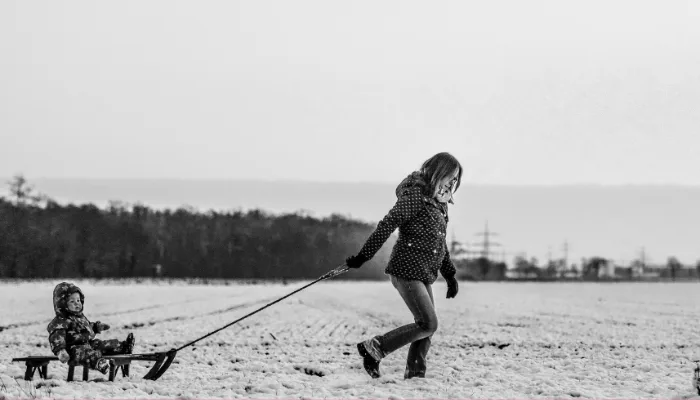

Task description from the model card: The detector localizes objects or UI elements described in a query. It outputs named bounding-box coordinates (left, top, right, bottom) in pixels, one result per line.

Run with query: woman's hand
left=345, top=254, right=369, bottom=269
left=445, top=276, right=459, bottom=299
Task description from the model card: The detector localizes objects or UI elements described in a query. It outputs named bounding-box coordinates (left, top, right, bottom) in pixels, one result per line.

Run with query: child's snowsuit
left=47, top=282, right=129, bottom=370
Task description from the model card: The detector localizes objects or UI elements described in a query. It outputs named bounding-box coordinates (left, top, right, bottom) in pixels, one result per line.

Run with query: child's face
left=66, top=292, right=82, bottom=313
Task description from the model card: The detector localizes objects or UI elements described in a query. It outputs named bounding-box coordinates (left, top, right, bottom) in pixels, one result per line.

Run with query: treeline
left=4, top=175, right=698, bottom=283
left=0, top=176, right=394, bottom=280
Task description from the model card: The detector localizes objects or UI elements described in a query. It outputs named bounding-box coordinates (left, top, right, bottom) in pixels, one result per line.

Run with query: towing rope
left=174, top=265, right=349, bottom=352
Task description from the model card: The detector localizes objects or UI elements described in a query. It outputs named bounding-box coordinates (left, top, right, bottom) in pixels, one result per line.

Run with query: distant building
left=505, top=269, right=538, bottom=279
left=598, top=259, right=615, bottom=278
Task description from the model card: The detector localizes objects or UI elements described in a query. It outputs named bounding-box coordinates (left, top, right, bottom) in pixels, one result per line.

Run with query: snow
left=1, top=279, right=700, bottom=399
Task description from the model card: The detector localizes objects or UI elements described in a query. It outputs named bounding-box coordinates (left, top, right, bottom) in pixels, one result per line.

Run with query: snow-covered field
left=1, top=279, right=700, bottom=399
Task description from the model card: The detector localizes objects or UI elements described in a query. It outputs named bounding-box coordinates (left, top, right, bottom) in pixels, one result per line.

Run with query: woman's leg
left=378, top=275, right=438, bottom=355
left=358, top=275, right=438, bottom=378
left=404, top=282, right=435, bottom=378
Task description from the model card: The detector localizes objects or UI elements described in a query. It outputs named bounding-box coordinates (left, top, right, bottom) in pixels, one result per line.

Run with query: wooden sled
left=11, top=350, right=176, bottom=382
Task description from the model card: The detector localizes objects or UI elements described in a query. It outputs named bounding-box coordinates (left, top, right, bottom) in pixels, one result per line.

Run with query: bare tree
left=667, top=256, right=682, bottom=281
left=6, top=174, right=47, bottom=206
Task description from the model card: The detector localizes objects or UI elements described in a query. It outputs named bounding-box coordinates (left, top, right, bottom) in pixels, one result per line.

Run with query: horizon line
left=7, top=176, right=700, bottom=188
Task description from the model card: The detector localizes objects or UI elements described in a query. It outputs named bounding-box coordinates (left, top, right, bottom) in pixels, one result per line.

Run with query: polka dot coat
left=358, top=176, right=457, bottom=284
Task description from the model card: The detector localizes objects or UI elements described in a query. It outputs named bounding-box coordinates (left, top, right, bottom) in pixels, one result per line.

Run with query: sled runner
left=12, top=265, right=349, bottom=382
left=131, top=350, right=178, bottom=380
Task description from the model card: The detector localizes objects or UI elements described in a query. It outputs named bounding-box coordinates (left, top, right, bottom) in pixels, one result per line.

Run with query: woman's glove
left=58, top=349, right=69, bottom=363
left=445, top=276, right=459, bottom=299
left=345, top=254, right=369, bottom=269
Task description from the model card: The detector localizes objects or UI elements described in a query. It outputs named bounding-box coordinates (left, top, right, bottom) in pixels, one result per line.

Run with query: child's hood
left=52, top=282, right=85, bottom=317
left=395, top=171, right=429, bottom=198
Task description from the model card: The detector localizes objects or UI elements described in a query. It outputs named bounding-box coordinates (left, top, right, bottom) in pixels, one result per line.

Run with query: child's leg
left=90, top=338, right=123, bottom=355
left=90, top=333, right=134, bottom=355
left=69, top=344, right=104, bottom=370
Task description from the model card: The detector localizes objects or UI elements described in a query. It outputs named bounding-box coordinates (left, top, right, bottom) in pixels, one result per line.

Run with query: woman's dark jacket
left=358, top=172, right=457, bottom=284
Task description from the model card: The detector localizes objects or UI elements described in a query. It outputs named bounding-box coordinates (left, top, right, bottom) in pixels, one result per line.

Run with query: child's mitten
left=95, top=321, right=111, bottom=332
left=58, top=349, right=69, bottom=363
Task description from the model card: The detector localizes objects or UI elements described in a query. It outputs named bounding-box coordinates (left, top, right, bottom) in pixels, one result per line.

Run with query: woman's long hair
left=420, top=152, right=463, bottom=197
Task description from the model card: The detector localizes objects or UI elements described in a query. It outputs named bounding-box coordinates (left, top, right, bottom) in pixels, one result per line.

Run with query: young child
left=345, top=152, right=462, bottom=379
left=47, top=282, right=135, bottom=374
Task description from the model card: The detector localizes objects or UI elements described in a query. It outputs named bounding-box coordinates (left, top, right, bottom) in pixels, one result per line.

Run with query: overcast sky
left=1, top=0, right=699, bottom=185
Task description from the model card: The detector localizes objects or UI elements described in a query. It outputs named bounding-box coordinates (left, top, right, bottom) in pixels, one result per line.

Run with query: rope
left=174, top=265, right=349, bottom=352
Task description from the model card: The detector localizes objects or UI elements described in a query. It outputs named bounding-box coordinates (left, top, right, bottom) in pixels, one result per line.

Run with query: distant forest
left=0, top=175, right=396, bottom=280
left=2, top=175, right=698, bottom=281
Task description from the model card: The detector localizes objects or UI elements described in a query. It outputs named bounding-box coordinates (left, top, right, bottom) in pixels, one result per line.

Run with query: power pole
left=559, top=239, right=570, bottom=277
left=637, top=246, right=647, bottom=276
left=472, top=221, right=501, bottom=261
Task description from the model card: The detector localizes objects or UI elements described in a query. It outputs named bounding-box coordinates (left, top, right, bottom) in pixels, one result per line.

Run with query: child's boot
left=95, top=358, right=110, bottom=374
left=122, top=333, right=135, bottom=354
